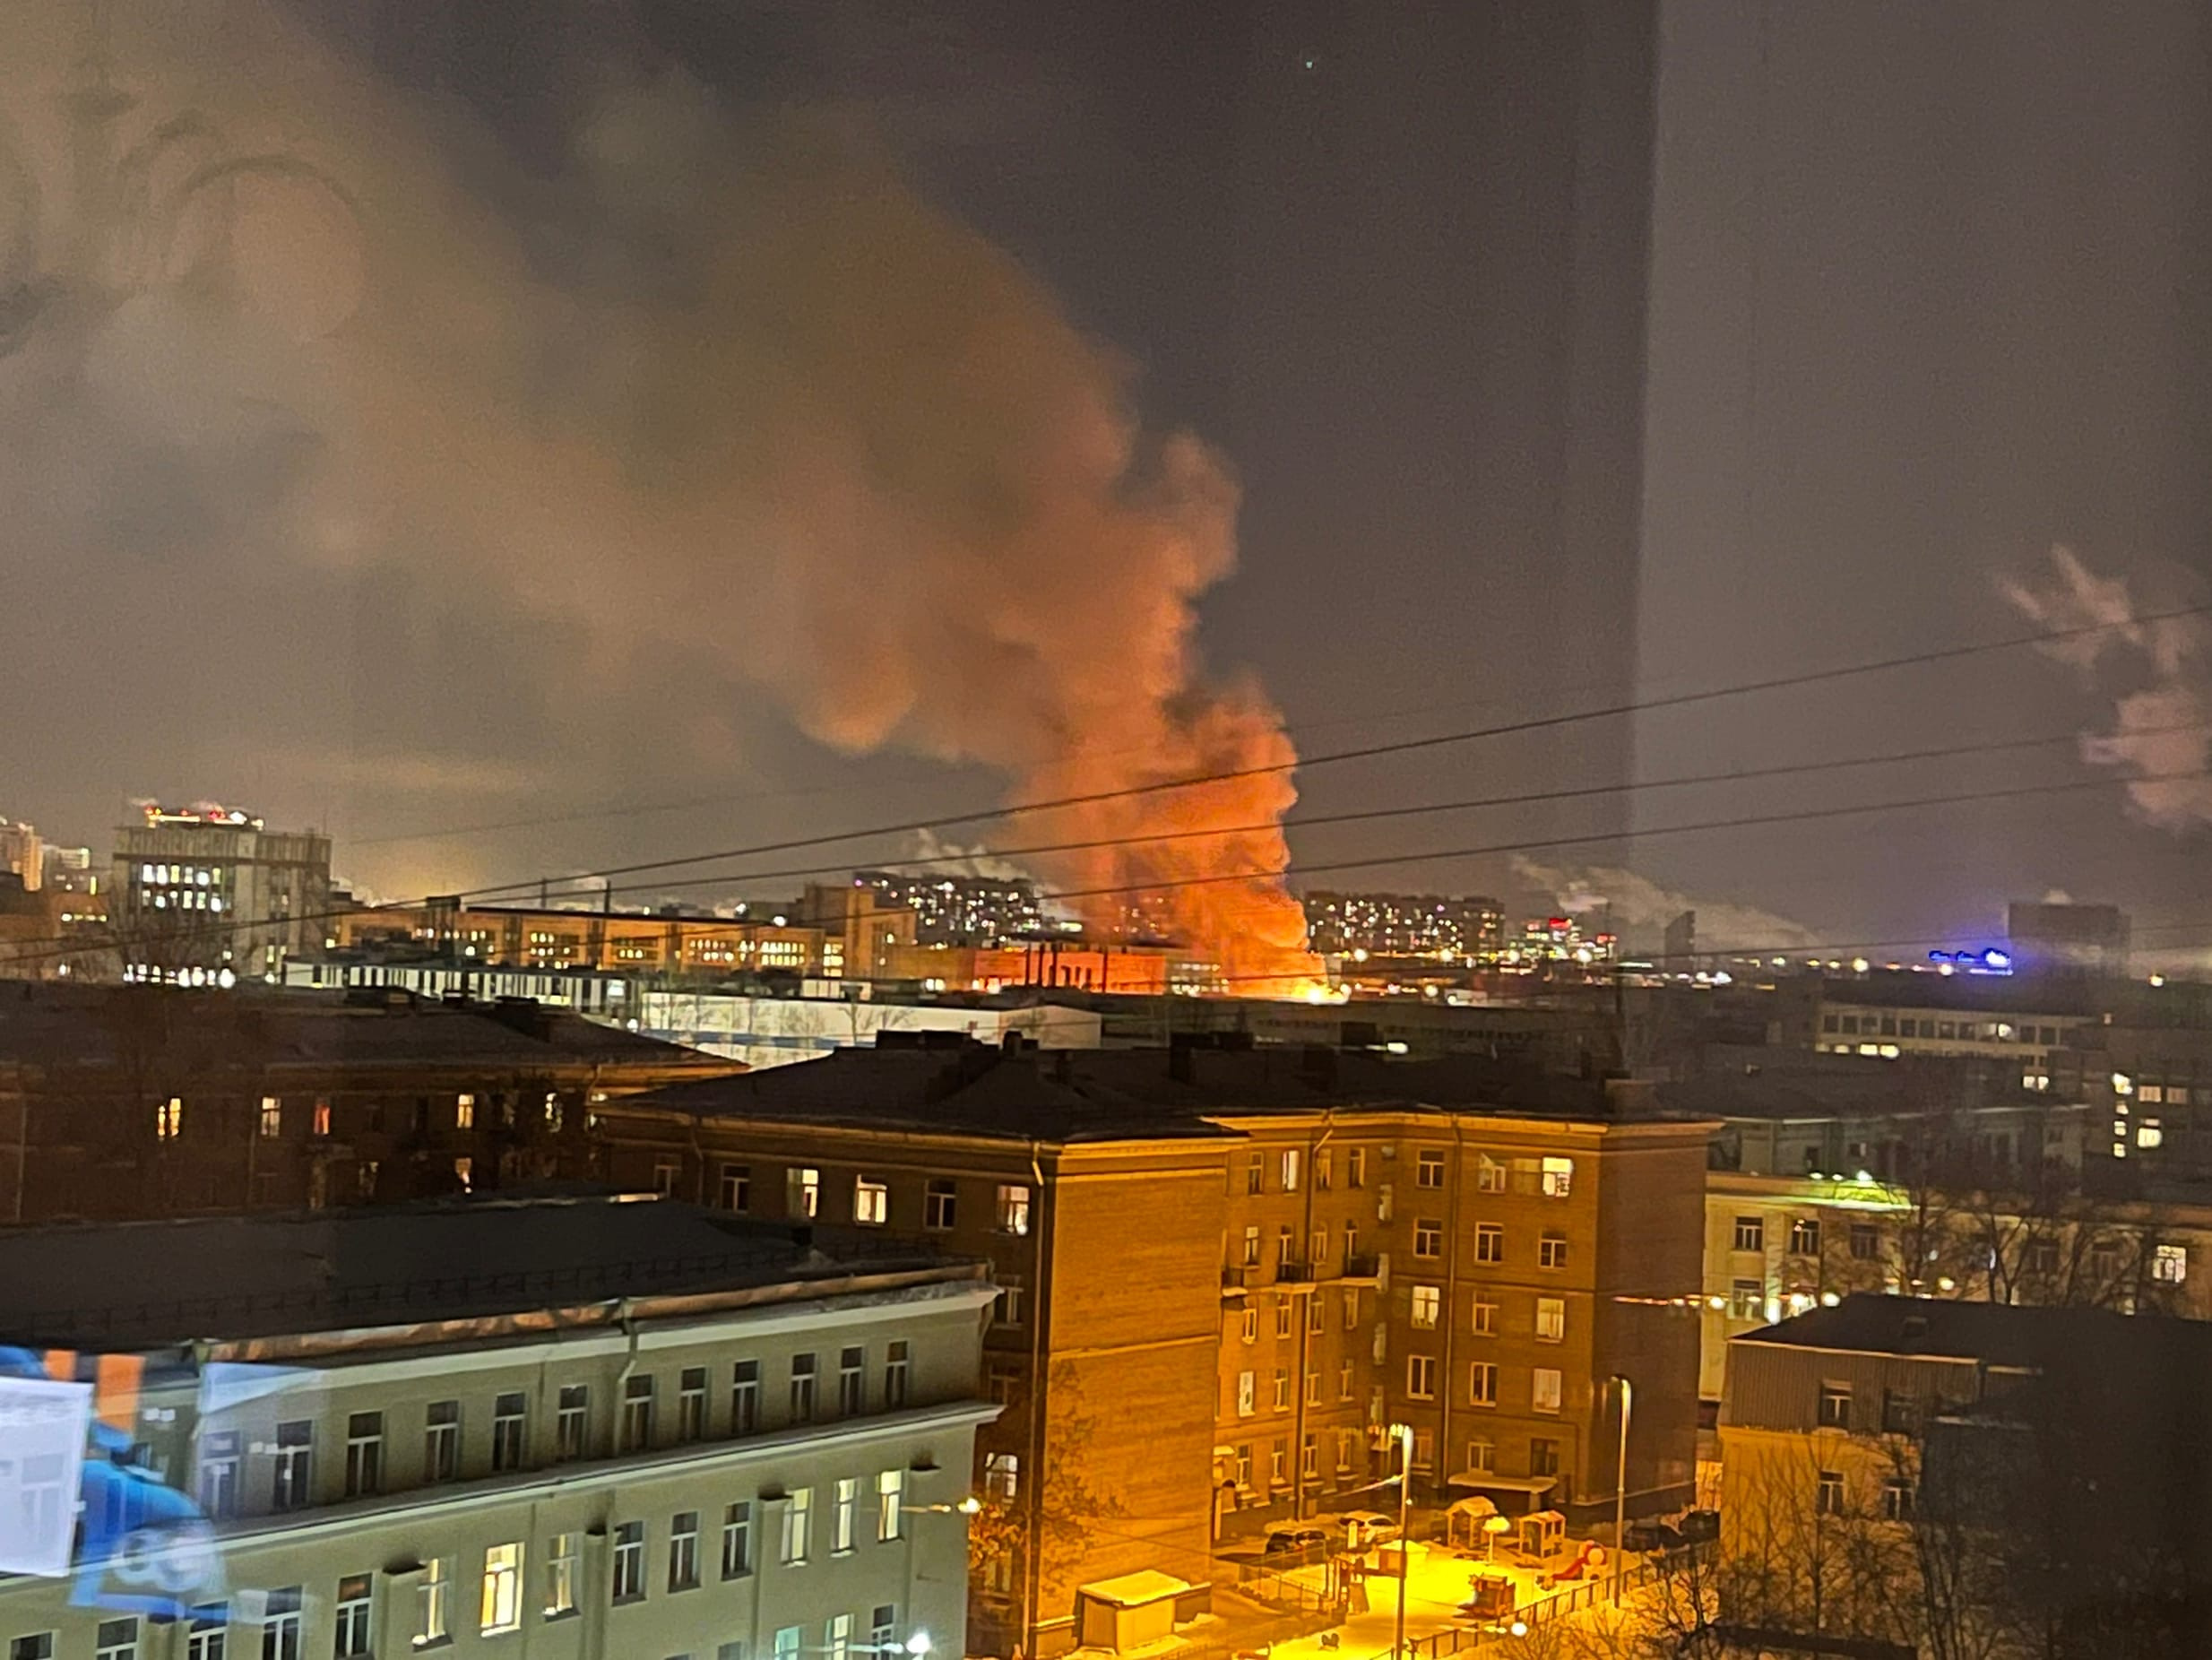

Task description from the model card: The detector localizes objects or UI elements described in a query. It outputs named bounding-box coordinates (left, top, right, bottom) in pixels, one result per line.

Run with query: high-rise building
left=111, top=804, right=332, bottom=981
left=852, top=871, right=1050, bottom=947
left=0, top=817, right=42, bottom=892
left=0, top=1195, right=994, bottom=1660
left=1302, top=891, right=1505, bottom=962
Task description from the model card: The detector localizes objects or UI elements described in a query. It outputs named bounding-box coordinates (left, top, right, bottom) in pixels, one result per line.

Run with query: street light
left=1390, top=1422, right=1414, bottom=1660
left=1481, top=1512, right=1511, bottom=1564
left=903, top=1498, right=983, bottom=1516
left=1607, top=1376, right=1633, bottom=1606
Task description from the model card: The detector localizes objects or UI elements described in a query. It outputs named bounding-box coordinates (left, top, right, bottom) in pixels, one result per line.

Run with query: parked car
left=1678, top=1509, right=1721, bottom=1543
left=1623, top=1518, right=1684, bottom=1554
left=1337, top=1509, right=1401, bottom=1549
left=1264, top=1524, right=1334, bottom=1557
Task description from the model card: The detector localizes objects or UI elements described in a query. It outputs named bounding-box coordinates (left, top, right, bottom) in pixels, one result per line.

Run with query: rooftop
left=1733, top=1293, right=2212, bottom=1372
left=1663, top=1046, right=2048, bottom=1121
left=0, top=1193, right=963, bottom=1350
left=0, top=982, right=738, bottom=1077
left=633, top=1036, right=1679, bottom=1144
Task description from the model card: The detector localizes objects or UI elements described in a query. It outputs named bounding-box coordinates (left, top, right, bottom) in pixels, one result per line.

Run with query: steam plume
left=1510, top=856, right=1818, bottom=953
left=1998, top=548, right=2212, bottom=830
left=0, top=3, right=1320, bottom=987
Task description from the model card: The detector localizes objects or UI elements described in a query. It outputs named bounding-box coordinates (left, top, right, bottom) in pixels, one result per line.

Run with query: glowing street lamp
left=1390, top=1422, right=1414, bottom=1660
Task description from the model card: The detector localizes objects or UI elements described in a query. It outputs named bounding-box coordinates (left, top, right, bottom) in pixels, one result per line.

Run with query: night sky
left=3, top=1, right=2208, bottom=962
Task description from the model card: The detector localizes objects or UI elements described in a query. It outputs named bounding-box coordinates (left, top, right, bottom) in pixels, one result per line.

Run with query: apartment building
left=596, top=1036, right=1715, bottom=1653
left=0, top=985, right=738, bottom=1223
left=111, top=805, right=333, bottom=981
left=0, top=1196, right=993, bottom=1660
left=1775, top=973, right=2102, bottom=1088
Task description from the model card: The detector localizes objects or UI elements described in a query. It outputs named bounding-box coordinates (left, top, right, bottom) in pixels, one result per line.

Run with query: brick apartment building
left=594, top=1035, right=1715, bottom=1655
left=0, top=983, right=738, bottom=1221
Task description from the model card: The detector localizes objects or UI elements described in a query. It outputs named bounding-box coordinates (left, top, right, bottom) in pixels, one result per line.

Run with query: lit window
left=985, top=1452, right=1021, bottom=1500
left=544, top=1533, right=578, bottom=1616
left=417, top=1556, right=451, bottom=1647
left=1237, top=1370, right=1256, bottom=1416
left=877, top=1470, right=904, bottom=1542
left=156, top=1098, right=184, bottom=1141
left=790, top=1167, right=820, bottom=1217
left=455, top=1094, right=475, bottom=1129
left=481, top=1542, right=524, bottom=1632
left=855, top=1177, right=889, bottom=1225
left=1281, top=1148, right=1301, bottom=1190
left=1532, top=1368, right=1562, bottom=1414
left=781, top=1489, right=813, bottom=1565
left=2138, top=1120, right=2164, bottom=1150
left=258, top=1097, right=281, bottom=1138
left=1540, top=1156, right=1574, bottom=1197
left=1535, top=1296, right=1565, bottom=1343
left=1790, top=1218, right=1820, bottom=1256
left=996, top=1183, right=1032, bottom=1235
left=2154, top=1244, right=2189, bottom=1284
left=1410, top=1285, right=1440, bottom=1328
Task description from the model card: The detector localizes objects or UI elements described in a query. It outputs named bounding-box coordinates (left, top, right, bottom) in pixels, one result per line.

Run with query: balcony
left=1341, top=1253, right=1381, bottom=1283
left=1274, top=1260, right=1316, bottom=1285
left=1222, top=1265, right=1255, bottom=1294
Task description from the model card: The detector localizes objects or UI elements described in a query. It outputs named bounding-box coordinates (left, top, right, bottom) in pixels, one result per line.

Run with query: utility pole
left=1610, top=1375, right=1633, bottom=1604
left=1392, top=1422, right=1413, bottom=1659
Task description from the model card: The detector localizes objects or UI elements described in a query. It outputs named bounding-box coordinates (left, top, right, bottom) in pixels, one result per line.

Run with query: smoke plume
left=1510, top=857, right=1819, bottom=954
left=0, top=3, right=1320, bottom=987
left=1998, top=547, right=2212, bottom=831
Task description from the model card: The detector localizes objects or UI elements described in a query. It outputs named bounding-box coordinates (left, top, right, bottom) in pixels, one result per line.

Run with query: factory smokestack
left=0, top=3, right=1324, bottom=989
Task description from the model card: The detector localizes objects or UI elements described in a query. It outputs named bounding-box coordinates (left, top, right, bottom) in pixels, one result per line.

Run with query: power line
left=446, top=600, right=2212, bottom=905
left=447, top=721, right=2212, bottom=908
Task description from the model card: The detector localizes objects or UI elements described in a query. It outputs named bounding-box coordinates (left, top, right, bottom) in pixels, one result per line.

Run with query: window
left=1819, top=1383, right=1853, bottom=1429
left=1246, top=1154, right=1266, bottom=1195
left=1413, top=1429, right=1435, bottom=1473
left=1340, top=1361, right=1354, bottom=1400
left=652, top=1159, right=679, bottom=1197
left=781, top=1489, right=812, bottom=1564
left=1348, top=1147, right=1367, bottom=1188
left=885, top=1341, right=911, bottom=1407
left=1301, top=1432, right=1318, bottom=1479
left=1476, top=1154, right=1507, bottom=1192
left=996, top=1183, right=1032, bottom=1235
left=774, top=1630, right=800, bottom=1660
left=997, top=1279, right=1025, bottom=1327
left=425, top=1400, right=461, bottom=1483
left=1882, top=1478, right=1916, bottom=1521
left=1281, top=1148, right=1300, bottom=1190
left=790, top=1166, right=820, bottom=1217
left=1465, top=1437, right=1495, bottom=1474
left=272, top=1419, right=312, bottom=1510
left=556, top=1384, right=589, bottom=1460
left=1305, top=1370, right=1321, bottom=1405
left=188, top=1622, right=225, bottom=1660
left=2155, top=1243, right=2189, bottom=1284
left=334, top=1578, right=372, bottom=1657
left=825, top=1477, right=859, bottom=1553
left=1237, top=1370, right=1256, bottom=1416
left=1538, top=1233, right=1568, bottom=1271
left=715, top=1500, right=755, bottom=1579
left=1413, top=1218, right=1443, bottom=1258
left=791, top=1353, right=818, bottom=1421
left=1475, top=1223, right=1503, bottom=1264
left=611, top=1523, right=645, bottom=1602
left=1790, top=1218, right=1821, bottom=1256
left=1535, top=1296, right=1565, bottom=1343
left=827, top=1612, right=853, bottom=1660
left=1269, top=1444, right=1287, bottom=1487
left=2139, top=1119, right=2164, bottom=1150
left=1275, top=1298, right=1293, bottom=1339
left=198, top=1431, right=240, bottom=1518
left=545, top=1534, right=578, bottom=1617
left=837, top=1347, right=866, bottom=1415
left=1241, top=1224, right=1262, bottom=1267
left=855, top=1176, right=889, bottom=1224
left=1540, top=1156, right=1573, bottom=1197
left=1343, top=1285, right=1361, bottom=1328
left=1377, top=1182, right=1392, bottom=1222
left=1473, top=1296, right=1498, bottom=1336
left=258, top=1097, right=282, bottom=1138
left=1240, top=1306, right=1258, bottom=1344
left=96, top=1621, right=138, bottom=1660
left=723, top=1647, right=748, bottom=1660
left=622, top=1375, right=656, bottom=1449
left=1277, top=1225, right=1296, bottom=1268
left=453, top=1092, right=475, bottom=1130
left=1316, top=1149, right=1332, bottom=1189
left=1882, top=1389, right=1918, bottom=1436
left=1416, top=1149, right=1445, bottom=1188
left=732, top=1361, right=761, bottom=1432
left=1273, top=1368, right=1290, bottom=1411
left=260, top=1588, right=301, bottom=1660
left=156, top=1097, right=183, bottom=1140
left=312, top=1099, right=332, bottom=1137
left=1406, top=1355, right=1437, bottom=1399
left=670, top=1511, right=701, bottom=1589
left=871, top=1606, right=896, bottom=1660
left=12, top=1638, right=53, bottom=1660
left=719, top=1163, right=751, bottom=1211
left=2026, top=1237, right=2061, bottom=1275
left=924, top=1179, right=957, bottom=1229
left=1849, top=1223, right=1880, bottom=1261
left=877, top=1469, right=905, bottom=1542
left=417, top=1556, right=451, bottom=1647
left=1410, top=1284, right=1440, bottom=1328
left=1470, top=1362, right=1498, bottom=1405
left=1733, top=1215, right=1765, bottom=1253
left=1532, top=1368, right=1562, bottom=1414
left=1528, top=1439, right=1560, bottom=1478
left=1817, top=1471, right=1845, bottom=1516
left=1729, top=1278, right=1765, bottom=1321
left=1234, top=1444, right=1254, bottom=1488
left=344, top=1412, right=384, bottom=1497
